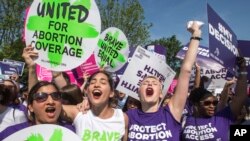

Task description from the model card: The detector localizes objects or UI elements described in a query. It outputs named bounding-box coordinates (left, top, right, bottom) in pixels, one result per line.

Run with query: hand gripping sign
left=25, top=0, right=101, bottom=71
left=94, top=27, right=129, bottom=72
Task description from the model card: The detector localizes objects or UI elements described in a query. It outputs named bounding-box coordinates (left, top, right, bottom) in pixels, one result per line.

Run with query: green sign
left=95, top=27, right=129, bottom=72
left=25, top=0, right=101, bottom=71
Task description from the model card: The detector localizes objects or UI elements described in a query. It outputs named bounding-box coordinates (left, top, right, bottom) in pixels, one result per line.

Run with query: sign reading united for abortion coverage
left=3, top=124, right=81, bottom=141
left=25, top=0, right=101, bottom=71
left=94, top=27, right=129, bottom=72
left=116, top=46, right=176, bottom=100
left=207, top=4, right=238, bottom=75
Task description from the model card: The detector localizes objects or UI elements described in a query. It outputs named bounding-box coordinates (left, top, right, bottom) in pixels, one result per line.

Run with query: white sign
left=3, top=124, right=81, bottom=141
left=25, top=0, right=101, bottom=71
left=116, top=46, right=176, bottom=100
left=94, top=27, right=129, bottom=72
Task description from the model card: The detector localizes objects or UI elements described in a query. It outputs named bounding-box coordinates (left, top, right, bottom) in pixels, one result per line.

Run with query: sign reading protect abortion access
left=207, top=4, right=238, bottom=75
left=25, top=0, right=101, bottom=71
left=116, top=46, right=176, bottom=100
left=95, top=27, right=129, bottom=72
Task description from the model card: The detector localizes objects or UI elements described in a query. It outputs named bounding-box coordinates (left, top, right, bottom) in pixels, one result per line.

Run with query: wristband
left=190, top=36, right=202, bottom=41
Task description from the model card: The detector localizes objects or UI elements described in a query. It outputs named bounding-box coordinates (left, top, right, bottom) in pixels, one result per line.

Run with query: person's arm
left=168, top=21, right=202, bottom=122
left=229, top=57, right=248, bottom=118
left=80, top=72, right=90, bottom=95
left=217, top=78, right=236, bottom=111
left=22, top=45, right=38, bottom=91
left=61, top=105, right=80, bottom=122
left=193, top=63, right=201, bottom=89
left=122, top=113, right=129, bottom=141
left=52, top=71, right=67, bottom=89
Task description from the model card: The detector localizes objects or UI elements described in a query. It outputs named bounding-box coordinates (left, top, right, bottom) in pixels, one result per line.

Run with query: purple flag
left=207, top=4, right=238, bottom=75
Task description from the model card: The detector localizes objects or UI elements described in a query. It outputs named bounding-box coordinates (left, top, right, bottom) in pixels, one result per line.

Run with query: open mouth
left=45, top=107, right=56, bottom=113
left=146, top=88, right=154, bottom=96
left=45, top=107, right=57, bottom=118
left=92, top=90, right=102, bottom=98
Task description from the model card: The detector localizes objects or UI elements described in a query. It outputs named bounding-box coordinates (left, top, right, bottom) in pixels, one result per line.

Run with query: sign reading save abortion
left=25, top=0, right=101, bottom=71
left=94, top=27, right=129, bottom=72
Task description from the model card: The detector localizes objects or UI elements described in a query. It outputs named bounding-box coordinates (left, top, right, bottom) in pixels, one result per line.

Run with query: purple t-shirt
left=126, top=106, right=181, bottom=141
left=0, top=121, right=75, bottom=140
left=182, top=106, right=235, bottom=141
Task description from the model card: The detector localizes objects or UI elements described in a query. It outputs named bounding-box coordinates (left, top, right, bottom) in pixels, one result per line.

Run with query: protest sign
left=72, top=53, right=99, bottom=85
left=176, top=44, right=224, bottom=71
left=94, top=27, right=129, bottom=72
left=25, top=0, right=101, bottom=71
left=116, top=46, right=176, bottom=100
left=145, top=44, right=167, bottom=61
left=3, top=59, right=25, bottom=76
left=0, top=62, right=18, bottom=76
left=36, top=65, right=78, bottom=85
left=207, top=4, right=238, bottom=75
left=3, top=124, right=81, bottom=141
left=189, top=67, right=227, bottom=92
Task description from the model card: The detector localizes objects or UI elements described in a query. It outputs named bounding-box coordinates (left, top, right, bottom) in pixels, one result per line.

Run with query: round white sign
left=94, top=27, right=129, bottom=72
left=3, top=124, right=81, bottom=141
left=25, top=0, right=101, bottom=71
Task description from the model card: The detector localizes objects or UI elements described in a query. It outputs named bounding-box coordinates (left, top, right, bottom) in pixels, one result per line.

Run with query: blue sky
left=139, top=0, right=250, bottom=47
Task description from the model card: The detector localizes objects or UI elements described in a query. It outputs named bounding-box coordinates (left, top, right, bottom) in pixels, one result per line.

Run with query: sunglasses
left=200, top=100, right=219, bottom=106
left=33, top=92, right=61, bottom=102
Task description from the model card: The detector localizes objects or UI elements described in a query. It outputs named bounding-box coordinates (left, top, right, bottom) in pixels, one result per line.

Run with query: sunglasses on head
left=201, top=100, right=219, bottom=106
left=33, top=92, right=61, bottom=102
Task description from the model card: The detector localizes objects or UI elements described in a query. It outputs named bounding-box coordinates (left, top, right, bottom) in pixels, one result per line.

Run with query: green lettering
left=82, top=129, right=91, bottom=140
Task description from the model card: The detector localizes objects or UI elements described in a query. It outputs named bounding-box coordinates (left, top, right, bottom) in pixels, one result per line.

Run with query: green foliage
left=150, top=35, right=182, bottom=74
left=96, top=0, right=152, bottom=46
left=0, top=0, right=32, bottom=48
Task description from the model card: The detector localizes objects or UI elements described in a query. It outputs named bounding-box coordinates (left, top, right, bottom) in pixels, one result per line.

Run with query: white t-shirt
left=73, top=108, right=125, bottom=141
left=0, top=107, right=27, bottom=132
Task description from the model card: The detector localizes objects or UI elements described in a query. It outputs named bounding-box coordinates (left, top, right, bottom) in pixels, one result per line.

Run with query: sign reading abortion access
left=207, top=4, right=238, bottom=75
left=25, top=0, right=101, bottom=71
left=3, top=124, right=81, bottom=141
left=94, top=27, right=129, bottom=72
left=116, top=46, right=176, bottom=100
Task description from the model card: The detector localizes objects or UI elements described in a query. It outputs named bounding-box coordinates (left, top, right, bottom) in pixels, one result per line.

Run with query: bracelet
left=238, top=71, right=248, bottom=75
left=190, top=36, right=202, bottom=41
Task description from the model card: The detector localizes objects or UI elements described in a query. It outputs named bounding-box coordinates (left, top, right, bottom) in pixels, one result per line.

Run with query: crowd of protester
left=0, top=21, right=249, bottom=141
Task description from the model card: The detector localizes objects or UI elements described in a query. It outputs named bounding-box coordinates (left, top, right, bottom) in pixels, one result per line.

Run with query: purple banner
left=0, top=62, right=18, bottom=76
left=176, top=43, right=224, bottom=71
left=207, top=4, right=238, bottom=75
left=237, top=40, right=250, bottom=83
left=145, top=44, right=167, bottom=61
